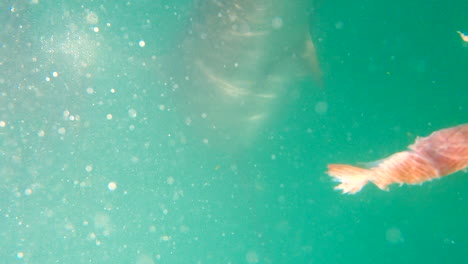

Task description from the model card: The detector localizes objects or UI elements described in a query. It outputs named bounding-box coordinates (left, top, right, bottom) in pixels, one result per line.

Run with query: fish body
left=328, top=124, right=468, bottom=194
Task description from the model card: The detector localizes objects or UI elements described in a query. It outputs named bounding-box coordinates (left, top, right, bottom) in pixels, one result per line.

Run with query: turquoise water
left=0, top=1, right=467, bottom=263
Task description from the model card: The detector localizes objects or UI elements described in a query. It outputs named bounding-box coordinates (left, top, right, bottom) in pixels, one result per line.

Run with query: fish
left=457, top=30, right=468, bottom=42
left=327, top=124, right=468, bottom=194
left=165, top=0, right=322, bottom=151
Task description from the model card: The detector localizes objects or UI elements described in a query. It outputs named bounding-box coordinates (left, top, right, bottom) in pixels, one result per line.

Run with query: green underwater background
left=0, top=0, right=467, bottom=263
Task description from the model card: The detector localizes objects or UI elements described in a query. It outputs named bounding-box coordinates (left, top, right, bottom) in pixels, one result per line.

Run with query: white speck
left=167, top=176, right=175, bottom=185
left=139, top=40, right=146, bottom=47
left=201, top=113, right=207, bottom=119
left=85, top=165, right=93, bottom=172
left=110, top=88, right=116, bottom=93
left=106, top=114, right=113, bottom=120
left=16, top=252, right=24, bottom=259
left=0, top=120, right=6, bottom=127
left=443, top=238, right=456, bottom=245
left=58, top=127, right=66, bottom=135
left=87, top=232, right=96, bottom=241
left=45, top=76, right=51, bottom=82
left=160, top=235, right=171, bottom=241
left=24, top=188, right=33, bottom=196
left=272, top=17, right=283, bottom=30
left=86, top=87, right=94, bottom=94
left=93, top=27, right=99, bottom=33
left=129, top=124, right=135, bottom=131
left=128, top=108, right=137, bottom=118
left=202, top=138, right=209, bottom=144
left=159, top=104, right=165, bottom=111
left=37, top=130, right=45, bottom=137
left=107, top=182, right=117, bottom=191
left=52, top=72, right=58, bottom=77
left=64, top=222, right=74, bottom=231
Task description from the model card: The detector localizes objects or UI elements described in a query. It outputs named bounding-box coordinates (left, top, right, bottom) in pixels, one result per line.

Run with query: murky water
left=1, top=0, right=467, bottom=263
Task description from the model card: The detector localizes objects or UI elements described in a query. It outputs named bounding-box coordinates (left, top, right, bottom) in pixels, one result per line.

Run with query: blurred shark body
left=167, top=0, right=322, bottom=152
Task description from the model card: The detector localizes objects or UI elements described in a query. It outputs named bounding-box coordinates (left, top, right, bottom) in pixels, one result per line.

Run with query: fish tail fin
left=327, top=164, right=374, bottom=194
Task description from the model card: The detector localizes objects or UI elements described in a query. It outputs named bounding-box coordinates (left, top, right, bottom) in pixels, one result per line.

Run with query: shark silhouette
left=163, top=0, right=322, bottom=152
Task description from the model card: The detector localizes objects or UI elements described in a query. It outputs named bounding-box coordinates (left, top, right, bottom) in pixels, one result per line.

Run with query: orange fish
left=327, top=124, right=468, bottom=194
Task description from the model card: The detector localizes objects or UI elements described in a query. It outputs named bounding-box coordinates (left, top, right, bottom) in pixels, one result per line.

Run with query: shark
left=164, top=0, right=322, bottom=152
